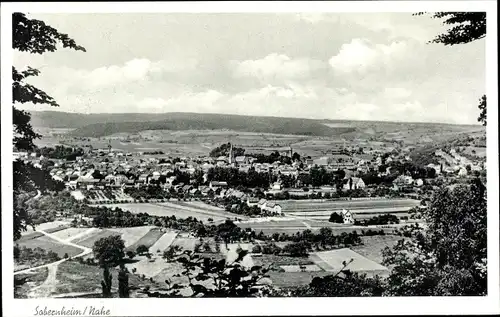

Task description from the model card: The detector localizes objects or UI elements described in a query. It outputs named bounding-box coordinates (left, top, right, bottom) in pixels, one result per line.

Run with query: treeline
left=207, top=166, right=274, bottom=188
left=256, top=227, right=362, bottom=248
left=209, top=143, right=245, bottom=158
left=36, top=145, right=84, bottom=161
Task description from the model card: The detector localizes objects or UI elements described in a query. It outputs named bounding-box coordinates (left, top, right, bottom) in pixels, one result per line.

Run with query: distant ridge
left=29, top=111, right=482, bottom=138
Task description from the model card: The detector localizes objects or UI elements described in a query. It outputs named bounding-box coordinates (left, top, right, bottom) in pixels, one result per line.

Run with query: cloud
left=231, top=53, right=326, bottom=82
left=329, top=39, right=409, bottom=74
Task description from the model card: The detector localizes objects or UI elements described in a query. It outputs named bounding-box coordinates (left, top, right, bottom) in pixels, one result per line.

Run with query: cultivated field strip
left=314, top=248, right=389, bottom=272
left=126, top=229, right=165, bottom=251
left=108, top=226, right=155, bottom=247
left=286, top=206, right=414, bottom=217
left=159, top=201, right=243, bottom=220
left=149, top=232, right=178, bottom=253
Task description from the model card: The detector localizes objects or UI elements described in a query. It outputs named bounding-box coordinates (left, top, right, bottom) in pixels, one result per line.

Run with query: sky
left=14, top=12, right=486, bottom=124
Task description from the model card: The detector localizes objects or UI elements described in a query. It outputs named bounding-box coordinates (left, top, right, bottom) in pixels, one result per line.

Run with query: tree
left=382, top=179, right=487, bottom=296
left=101, top=265, right=113, bottom=298
left=12, top=12, right=86, bottom=151
left=126, top=251, right=135, bottom=259
left=118, top=264, right=130, bottom=298
left=146, top=248, right=277, bottom=297
left=329, top=212, right=344, bottom=223
left=136, top=244, right=149, bottom=256
left=92, top=235, right=125, bottom=266
left=477, top=95, right=487, bottom=126
left=422, top=12, right=486, bottom=46
left=12, top=12, right=85, bottom=240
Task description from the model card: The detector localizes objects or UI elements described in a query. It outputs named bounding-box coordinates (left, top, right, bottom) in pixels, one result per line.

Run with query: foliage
left=136, top=244, right=149, bottom=255
left=329, top=212, right=344, bottom=223
left=92, top=235, right=126, bottom=266
left=356, top=214, right=400, bottom=226
left=421, top=12, right=486, bottom=45
left=209, top=143, right=245, bottom=158
left=147, top=248, right=276, bottom=297
left=118, top=264, right=130, bottom=298
left=12, top=12, right=85, bottom=240
left=382, top=178, right=487, bottom=296
left=101, top=265, right=113, bottom=298
left=282, top=241, right=311, bottom=257
left=293, top=270, right=385, bottom=297
left=36, top=145, right=85, bottom=160
left=477, top=95, right=487, bottom=126
left=13, top=161, right=65, bottom=240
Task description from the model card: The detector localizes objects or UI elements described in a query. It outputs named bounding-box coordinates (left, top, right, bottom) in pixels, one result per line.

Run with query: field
left=73, top=229, right=120, bottom=248
left=126, top=228, right=165, bottom=252
left=108, top=226, right=155, bottom=247
left=99, top=202, right=239, bottom=223
left=50, top=228, right=92, bottom=241
left=351, top=235, right=402, bottom=264
left=17, top=235, right=82, bottom=258
left=149, top=232, right=178, bottom=253
left=313, top=248, right=389, bottom=273
left=170, top=236, right=198, bottom=251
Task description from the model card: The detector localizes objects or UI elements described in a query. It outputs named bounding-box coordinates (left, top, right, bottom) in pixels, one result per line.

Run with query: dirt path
left=15, top=229, right=92, bottom=298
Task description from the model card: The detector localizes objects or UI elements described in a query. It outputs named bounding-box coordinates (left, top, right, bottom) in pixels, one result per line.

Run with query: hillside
left=31, top=112, right=355, bottom=137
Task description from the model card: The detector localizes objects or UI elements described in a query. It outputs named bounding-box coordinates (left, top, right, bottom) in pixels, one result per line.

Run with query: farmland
left=98, top=201, right=241, bottom=223
left=126, top=228, right=165, bottom=252
left=16, top=236, right=82, bottom=258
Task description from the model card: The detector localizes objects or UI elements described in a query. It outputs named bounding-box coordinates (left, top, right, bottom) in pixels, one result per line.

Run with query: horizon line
left=30, top=109, right=483, bottom=127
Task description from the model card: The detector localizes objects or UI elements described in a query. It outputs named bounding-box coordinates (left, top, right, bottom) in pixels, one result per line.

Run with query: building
left=343, top=177, right=366, bottom=190
left=209, top=181, right=228, bottom=189
left=341, top=209, right=355, bottom=224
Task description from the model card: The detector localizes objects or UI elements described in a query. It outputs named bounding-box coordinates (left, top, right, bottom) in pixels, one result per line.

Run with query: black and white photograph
left=1, top=1, right=499, bottom=316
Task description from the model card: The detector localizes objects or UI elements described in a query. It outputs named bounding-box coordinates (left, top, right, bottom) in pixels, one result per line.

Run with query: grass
left=253, top=254, right=315, bottom=266
left=55, top=260, right=155, bottom=295
left=170, top=237, right=198, bottom=251
left=16, top=236, right=82, bottom=258
left=75, top=229, right=121, bottom=248
left=268, top=271, right=333, bottom=289
left=350, top=235, right=402, bottom=264
left=314, top=248, right=388, bottom=272
left=14, top=267, right=49, bottom=298
left=126, top=228, right=165, bottom=252
left=149, top=232, right=177, bottom=253
left=108, top=226, right=155, bottom=247
left=50, top=228, right=92, bottom=241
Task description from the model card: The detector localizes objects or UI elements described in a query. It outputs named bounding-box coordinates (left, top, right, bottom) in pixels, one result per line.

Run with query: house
left=341, top=209, right=355, bottom=224
left=343, top=177, right=366, bottom=190
left=246, top=197, right=260, bottom=207
left=209, top=181, right=228, bottom=189
left=270, top=181, right=283, bottom=191
left=458, top=168, right=468, bottom=177
left=235, top=156, right=250, bottom=165
left=263, top=202, right=282, bottom=215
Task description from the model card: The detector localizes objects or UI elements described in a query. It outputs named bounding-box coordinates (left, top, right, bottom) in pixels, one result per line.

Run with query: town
left=13, top=127, right=486, bottom=298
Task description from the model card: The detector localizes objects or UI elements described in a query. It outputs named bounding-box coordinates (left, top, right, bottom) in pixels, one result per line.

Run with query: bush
left=329, top=212, right=344, bottom=223
left=126, top=251, right=135, bottom=259
left=136, top=245, right=149, bottom=255
left=251, top=244, right=262, bottom=253
left=283, top=241, right=310, bottom=257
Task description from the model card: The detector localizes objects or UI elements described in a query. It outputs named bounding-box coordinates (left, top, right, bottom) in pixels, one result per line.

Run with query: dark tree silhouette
left=12, top=12, right=86, bottom=240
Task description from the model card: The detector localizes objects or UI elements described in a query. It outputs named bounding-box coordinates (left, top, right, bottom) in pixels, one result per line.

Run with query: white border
left=1, top=2, right=499, bottom=316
